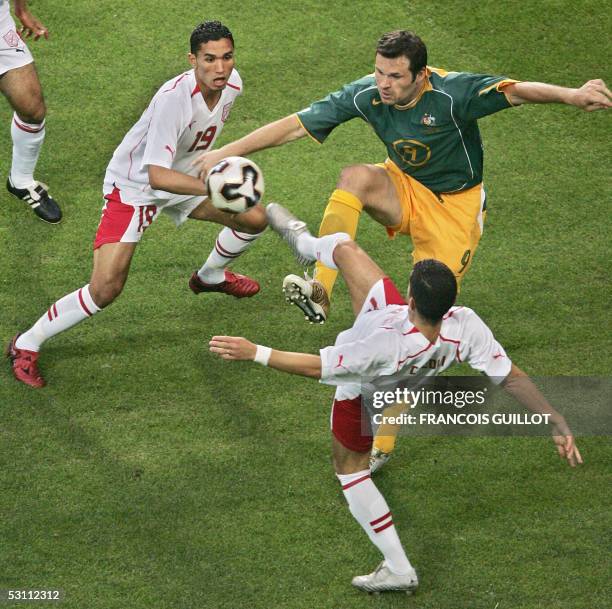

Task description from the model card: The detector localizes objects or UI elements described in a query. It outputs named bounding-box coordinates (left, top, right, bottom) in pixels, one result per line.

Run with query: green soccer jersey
left=297, top=67, right=518, bottom=193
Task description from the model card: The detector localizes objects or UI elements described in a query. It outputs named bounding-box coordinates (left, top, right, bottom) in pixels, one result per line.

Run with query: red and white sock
left=337, top=469, right=414, bottom=575
left=10, top=113, right=46, bottom=189
left=198, top=227, right=264, bottom=284
left=15, top=285, right=101, bottom=352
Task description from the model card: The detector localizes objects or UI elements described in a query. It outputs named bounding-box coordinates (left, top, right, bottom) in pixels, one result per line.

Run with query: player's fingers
left=574, top=445, right=584, bottom=464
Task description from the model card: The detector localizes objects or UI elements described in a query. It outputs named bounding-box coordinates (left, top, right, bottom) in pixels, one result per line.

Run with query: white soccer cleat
left=369, top=447, right=392, bottom=474
left=351, top=561, right=419, bottom=594
left=282, top=273, right=329, bottom=324
left=265, top=202, right=313, bottom=266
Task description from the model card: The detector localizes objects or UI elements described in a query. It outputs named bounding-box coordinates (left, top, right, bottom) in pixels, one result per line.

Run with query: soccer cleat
left=7, top=177, right=62, bottom=224
left=265, top=202, right=313, bottom=266
left=189, top=270, right=260, bottom=298
left=351, top=561, right=419, bottom=594
left=282, top=273, right=329, bottom=324
left=369, top=447, right=392, bottom=474
left=5, top=334, right=46, bottom=388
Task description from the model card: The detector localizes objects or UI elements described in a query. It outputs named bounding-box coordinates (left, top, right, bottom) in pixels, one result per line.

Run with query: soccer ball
left=206, top=156, right=264, bottom=214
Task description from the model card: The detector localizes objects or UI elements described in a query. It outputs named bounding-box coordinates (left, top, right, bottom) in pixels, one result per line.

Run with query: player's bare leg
left=0, top=63, right=61, bottom=223
left=89, top=242, right=138, bottom=307
left=331, top=240, right=386, bottom=317
left=7, top=243, right=135, bottom=387
left=332, top=435, right=418, bottom=594
left=187, top=201, right=266, bottom=298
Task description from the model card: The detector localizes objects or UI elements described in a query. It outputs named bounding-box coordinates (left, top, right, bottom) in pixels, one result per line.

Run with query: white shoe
left=265, top=202, right=313, bottom=266
left=351, top=561, right=418, bottom=594
left=369, top=447, right=392, bottom=474
left=282, top=273, right=329, bottom=324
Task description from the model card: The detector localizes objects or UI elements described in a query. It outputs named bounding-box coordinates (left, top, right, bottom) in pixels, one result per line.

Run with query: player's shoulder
left=428, top=67, right=474, bottom=93
left=441, top=305, right=480, bottom=333
left=158, top=70, right=195, bottom=97
left=226, top=68, right=243, bottom=95
left=346, top=73, right=377, bottom=98
left=428, top=66, right=508, bottom=96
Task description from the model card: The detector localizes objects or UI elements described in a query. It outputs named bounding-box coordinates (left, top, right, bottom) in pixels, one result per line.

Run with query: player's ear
left=407, top=295, right=416, bottom=311
left=188, top=53, right=197, bottom=68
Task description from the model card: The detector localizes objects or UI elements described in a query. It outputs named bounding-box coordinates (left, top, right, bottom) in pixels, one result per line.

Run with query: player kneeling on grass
left=7, top=21, right=266, bottom=388
left=209, top=203, right=583, bottom=594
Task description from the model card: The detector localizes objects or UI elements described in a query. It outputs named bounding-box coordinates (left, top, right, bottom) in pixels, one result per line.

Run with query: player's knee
left=16, top=100, right=46, bottom=125
left=334, top=238, right=358, bottom=257
left=336, top=165, right=372, bottom=198
left=332, top=448, right=370, bottom=475
left=236, top=205, right=267, bottom=234
left=90, top=278, right=125, bottom=308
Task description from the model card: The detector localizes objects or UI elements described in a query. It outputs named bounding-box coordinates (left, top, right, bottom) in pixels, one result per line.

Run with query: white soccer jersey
left=0, top=1, right=9, bottom=23
left=320, top=278, right=512, bottom=400
left=104, top=68, right=242, bottom=205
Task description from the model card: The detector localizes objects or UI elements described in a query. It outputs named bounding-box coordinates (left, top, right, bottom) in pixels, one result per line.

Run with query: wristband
left=254, top=345, right=272, bottom=366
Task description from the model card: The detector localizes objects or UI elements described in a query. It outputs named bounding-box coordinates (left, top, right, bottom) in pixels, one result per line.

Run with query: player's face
left=374, top=54, right=426, bottom=105
left=189, top=38, right=235, bottom=92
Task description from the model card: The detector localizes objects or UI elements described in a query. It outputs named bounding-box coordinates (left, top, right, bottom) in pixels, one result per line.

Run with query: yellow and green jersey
left=297, top=67, right=518, bottom=193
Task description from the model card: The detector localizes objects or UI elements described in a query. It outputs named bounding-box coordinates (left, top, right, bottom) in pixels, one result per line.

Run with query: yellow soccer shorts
left=380, top=159, right=486, bottom=285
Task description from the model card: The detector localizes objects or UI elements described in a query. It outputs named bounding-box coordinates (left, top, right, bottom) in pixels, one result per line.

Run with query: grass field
left=1, top=1, right=610, bottom=608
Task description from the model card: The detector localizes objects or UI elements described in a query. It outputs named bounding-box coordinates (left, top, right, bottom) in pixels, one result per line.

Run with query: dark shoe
left=7, top=177, right=62, bottom=224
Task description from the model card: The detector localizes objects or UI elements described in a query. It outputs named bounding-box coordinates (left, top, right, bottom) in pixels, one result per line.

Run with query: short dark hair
left=409, top=259, right=457, bottom=324
left=190, top=21, right=234, bottom=54
left=376, top=30, right=427, bottom=79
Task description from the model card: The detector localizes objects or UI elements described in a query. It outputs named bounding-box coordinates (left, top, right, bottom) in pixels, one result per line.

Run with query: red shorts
left=331, top=396, right=373, bottom=453
left=93, top=187, right=159, bottom=250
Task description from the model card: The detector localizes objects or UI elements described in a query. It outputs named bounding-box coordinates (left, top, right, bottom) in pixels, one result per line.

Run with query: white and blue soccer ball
left=206, top=156, right=264, bottom=214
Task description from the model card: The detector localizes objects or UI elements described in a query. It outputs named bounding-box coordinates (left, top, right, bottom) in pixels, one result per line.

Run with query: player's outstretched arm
left=506, top=80, right=612, bottom=111
left=209, top=336, right=322, bottom=378
left=193, top=114, right=307, bottom=179
left=501, top=363, right=583, bottom=467
left=13, top=1, right=49, bottom=40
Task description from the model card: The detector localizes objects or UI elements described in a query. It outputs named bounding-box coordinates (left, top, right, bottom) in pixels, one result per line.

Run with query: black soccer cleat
left=7, top=177, right=62, bottom=224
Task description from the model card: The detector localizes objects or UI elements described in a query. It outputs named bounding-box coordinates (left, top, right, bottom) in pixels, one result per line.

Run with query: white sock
left=297, top=232, right=350, bottom=270
left=337, top=469, right=413, bottom=575
left=10, top=113, right=46, bottom=188
left=15, top=285, right=101, bottom=352
left=198, top=227, right=264, bottom=284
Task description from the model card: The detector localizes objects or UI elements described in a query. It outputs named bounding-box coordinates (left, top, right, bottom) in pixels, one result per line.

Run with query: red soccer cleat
left=5, top=334, right=46, bottom=388
left=189, top=270, right=260, bottom=298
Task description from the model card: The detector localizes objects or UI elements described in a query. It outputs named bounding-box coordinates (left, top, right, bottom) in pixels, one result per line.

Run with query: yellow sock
left=314, top=189, right=363, bottom=297
left=373, top=403, right=406, bottom=454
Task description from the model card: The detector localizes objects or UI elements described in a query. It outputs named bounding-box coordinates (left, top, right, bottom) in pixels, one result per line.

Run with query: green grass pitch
left=1, top=1, right=610, bottom=608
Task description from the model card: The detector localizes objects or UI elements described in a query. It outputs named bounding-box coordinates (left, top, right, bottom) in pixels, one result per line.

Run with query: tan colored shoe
left=369, top=447, right=392, bottom=474
left=282, top=274, right=329, bottom=324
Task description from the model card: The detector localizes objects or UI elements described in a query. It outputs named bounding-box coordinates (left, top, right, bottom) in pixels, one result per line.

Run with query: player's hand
left=550, top=418, right=583, bottom=467
left=192, top=149, right=228, bottom=181
left=571, top=79, right=612, bottom=112
left=209, top=336, right=257, bottom=361
left=15, top=10, right=49, bottom=41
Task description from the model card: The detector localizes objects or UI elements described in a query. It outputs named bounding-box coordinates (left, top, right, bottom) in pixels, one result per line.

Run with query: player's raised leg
left=7, top=239, right=136, bottom=388
left=187, top=200, right=266, bottom=298
left=0, top=62, right=61, bottom=223
left=311, top=164, right=402, bottom=314
left=332, top=412, right=418, bottom=594
left=266, top=202, right=387, bottom=320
